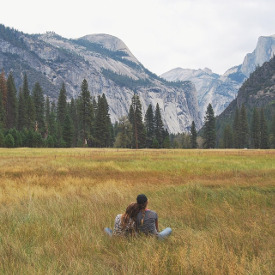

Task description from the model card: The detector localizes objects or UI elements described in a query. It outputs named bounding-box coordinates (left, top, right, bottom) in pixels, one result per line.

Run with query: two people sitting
left=104, top=194, right=172, bottom=240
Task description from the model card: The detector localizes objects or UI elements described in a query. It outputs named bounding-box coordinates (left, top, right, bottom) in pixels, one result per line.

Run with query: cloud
left=1, top=0, right=275, bottom=75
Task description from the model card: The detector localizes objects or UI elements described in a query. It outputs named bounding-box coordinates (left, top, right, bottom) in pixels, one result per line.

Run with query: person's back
left=136, top=209, right=158, bottom=235
left=113, top=214, right=135, bottom=236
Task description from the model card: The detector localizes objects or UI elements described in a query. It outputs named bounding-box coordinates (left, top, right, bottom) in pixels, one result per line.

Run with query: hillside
left=0, top=24, right=201, bottom=133
left=216, top=55, right=275, bottom=140
left=161, top=35, right=275, bottom=117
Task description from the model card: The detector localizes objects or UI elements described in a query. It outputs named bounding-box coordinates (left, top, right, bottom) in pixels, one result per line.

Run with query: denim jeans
left=104, top=227, right=113, bottom=236
left=104, top=227, right=172, bottom=239
left=157, top=227, right=172, bottom=240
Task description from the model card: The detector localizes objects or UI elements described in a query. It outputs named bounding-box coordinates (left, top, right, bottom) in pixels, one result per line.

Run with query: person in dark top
left=136, top=194, right=172, bottom=239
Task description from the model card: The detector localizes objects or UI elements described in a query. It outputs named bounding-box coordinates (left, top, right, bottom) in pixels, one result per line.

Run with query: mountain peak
left=80, top=33, right=129, bottom=53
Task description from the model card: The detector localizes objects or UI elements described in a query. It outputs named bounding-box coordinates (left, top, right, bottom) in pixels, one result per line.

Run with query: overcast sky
left=1, top=0, right=275, bottom=75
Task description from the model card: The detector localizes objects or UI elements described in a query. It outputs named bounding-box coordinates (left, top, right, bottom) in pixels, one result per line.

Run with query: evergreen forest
left=0, top=69, right=274, bottom=149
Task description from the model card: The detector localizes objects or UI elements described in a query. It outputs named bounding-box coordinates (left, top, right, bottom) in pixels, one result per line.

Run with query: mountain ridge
left=161, top=34, right=275, bottom=118
left=0, top=24, right=201, bottom=133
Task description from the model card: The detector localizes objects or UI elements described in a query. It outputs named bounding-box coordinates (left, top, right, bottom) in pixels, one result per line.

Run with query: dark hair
left=121, top=202, right=140, bottom=229
left=136, top=194, right=148, bottom=204
left=136, top=194, right=148, bottom=226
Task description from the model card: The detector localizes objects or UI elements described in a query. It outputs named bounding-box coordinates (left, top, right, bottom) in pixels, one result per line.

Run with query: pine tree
left=251, top=108, right=260, bottom=148
left=233, top=108, right=240, bottom=148
left=154, top=103, right=164, bottom=148
left=239, top=104, right=249, bottom=148
left=79, top=79, right=91, bottom=145
left=17, top=89, right=26, bottom=130
left=163, top=129, right=170, bottom=148
left=223, top=124, right=233, bottom=148
left=0, top=70, right=7, bottom=126
left=6, top=73, right=17, bottom=129
left=45, top=96, right=50, bottom=137
left=48, top=102, right=57, bottom=141
left=0, top=87, right=4, bottom=128
left=128, top=94, right=145, bottom=149
left=190, top=121, right=198, bottom=148
left=22, top=73, right=35, bottom=129
left=203, top=103, right=216, bottom=148
left=5, top=133, right=15, bottom=148
left=144, top=104, right=155, bottom=148
left=95, top=94, right=112, bottom=147
left=32, top=82, right=45, bottom=133
left=57, top=83, right=67, bottom=126
left=69, top=98, right=79, bottom=146
left=63, top=112, right=73, bottom=147
left=271, top=114, right=275, bottom=149
left=260, top=108, right=269, bottom=149
left=0, top=129, right=4, bottom=146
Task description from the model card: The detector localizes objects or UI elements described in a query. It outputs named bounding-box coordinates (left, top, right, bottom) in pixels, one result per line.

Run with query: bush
left=5, top=134, right=15, bottom=148
left=0, top=130, right=5, bottom=147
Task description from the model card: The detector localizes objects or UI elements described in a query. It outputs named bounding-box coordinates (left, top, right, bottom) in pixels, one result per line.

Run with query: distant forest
left=0, top=70, right=274, bottom=149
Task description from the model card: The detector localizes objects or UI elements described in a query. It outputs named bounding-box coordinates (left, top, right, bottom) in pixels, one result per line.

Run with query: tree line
left=0, top=71, right=170, bottom=148
left=1, top=69, right=274, bottom=149
left=202, top=103, right=275, bottom=149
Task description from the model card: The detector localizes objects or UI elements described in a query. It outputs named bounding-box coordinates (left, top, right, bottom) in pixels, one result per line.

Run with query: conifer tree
left=223, top=124, right=233, bottom=148
left=203, top=103, right=216, bottom=148
left=22, top=73, right=35, bottom=129
left=251, top=108, right=260, bottom=148
left=154, top=103, right=165, bottom=148
left=144, top=104, right=154, bottom=148
left=57, top=83, right=67, bottom=126
left=0, top=71, right=7, bottom=111
left=163, top=129, right=170, bottom=148
left=69, top=98, right=79, bottom=146
left=45, top=96, right=50, bottom=136
left=63, top=112, right=73, bottom=147
left=0, top=88, right=4, bottom=128
left=79, top=79, right=91, bottom=145
left=0, top=70, right=7, bottom=126
left=190, top=121, right=198, bottom=148
left=239, top=104, right=249, bottom=148
left=17, top=89, right=26, bottom=130
left=6, top=73, right=17, bottom=129
left=233, top=108, right=240, bottom=148
left=48, top=102, right=57, bottom=141
left=271, top=114, right=275, bottom=149
left=260, top=108, right=269, bottom=149
left=32, top=82, right=45, bottom=133
left=128, top=94, right=145, bottom=149
left=95, top=94, right=112, bottom=147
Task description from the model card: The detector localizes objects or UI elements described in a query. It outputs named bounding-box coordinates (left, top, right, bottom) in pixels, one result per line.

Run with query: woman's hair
left=121, top=202, right=140, bottom=229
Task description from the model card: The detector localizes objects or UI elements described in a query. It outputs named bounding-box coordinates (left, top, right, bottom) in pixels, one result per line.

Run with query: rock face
left=0, top=25, right=201, bottom=133
left=216, top=54, right=275, bottom=139
left=161, top=34, right=275, bottom=120
left=161, top=67, right=244, bottom=118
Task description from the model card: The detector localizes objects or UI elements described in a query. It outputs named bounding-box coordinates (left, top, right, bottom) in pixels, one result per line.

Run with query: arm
left=155, top=218, right=159, bottom=232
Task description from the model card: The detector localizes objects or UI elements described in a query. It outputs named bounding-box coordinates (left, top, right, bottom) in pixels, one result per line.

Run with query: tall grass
left=0, top=149, right=274, bottom=274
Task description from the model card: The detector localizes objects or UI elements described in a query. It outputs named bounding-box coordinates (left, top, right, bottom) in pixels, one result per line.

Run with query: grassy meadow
left=0, top=148, right=274, bottom=274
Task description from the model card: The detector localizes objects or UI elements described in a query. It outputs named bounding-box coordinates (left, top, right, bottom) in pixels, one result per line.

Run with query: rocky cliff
left=161, top=34, right=275, bottom=119
left=0, top=25, right=201, bottom=133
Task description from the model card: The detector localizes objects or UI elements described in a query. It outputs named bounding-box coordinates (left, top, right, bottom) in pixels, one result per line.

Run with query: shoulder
left=146, top=210, right=158, bottom=218
left=115, top=214, right=122, bottom=222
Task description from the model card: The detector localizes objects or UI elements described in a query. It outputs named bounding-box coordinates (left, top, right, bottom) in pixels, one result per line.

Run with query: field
left=0, top=148, right=274, bottom=274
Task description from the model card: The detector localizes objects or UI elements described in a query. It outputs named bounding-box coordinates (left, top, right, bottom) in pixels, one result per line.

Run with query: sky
left=1, top=0, right=275, bottom=75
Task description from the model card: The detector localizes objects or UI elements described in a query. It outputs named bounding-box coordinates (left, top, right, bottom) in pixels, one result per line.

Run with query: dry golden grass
left=0, top=148, right=274, bottom=274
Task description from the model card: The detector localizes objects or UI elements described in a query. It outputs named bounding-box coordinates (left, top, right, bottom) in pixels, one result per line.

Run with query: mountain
left=0, top=24, right=201, bottom=133
left=216, top=55, right=275, bottom=139
left=161, top=35, right=275, bottom=120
